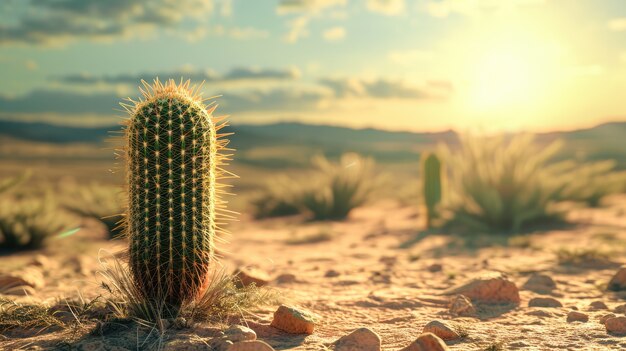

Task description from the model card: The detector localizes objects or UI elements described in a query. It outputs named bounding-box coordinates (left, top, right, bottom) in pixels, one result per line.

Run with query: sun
left=463, top=24, right=564, bottom=114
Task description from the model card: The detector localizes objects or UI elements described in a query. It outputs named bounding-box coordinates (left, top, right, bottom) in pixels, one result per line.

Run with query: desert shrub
left=556, top=160, right=626, bottom=207
left=61, top=183, right=124, bottom=238
left=299, top=153, right=375, bottom=220
left=252, top=153, right=378, bottom=220
left=441, top=134, right=568, bottom=233
left=0, top=196, right=65, bottom=250
left=251, top=176, right=302, bottom=219
left=440, top=134, right=626, bottom=233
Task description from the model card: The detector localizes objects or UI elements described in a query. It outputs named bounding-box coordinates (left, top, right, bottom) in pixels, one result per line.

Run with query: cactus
left=121, top=79, right=232, bottom=307
left=422, top=153, right=442, bottom=229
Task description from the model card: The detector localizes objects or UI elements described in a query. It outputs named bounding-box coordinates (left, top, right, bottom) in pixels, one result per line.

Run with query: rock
left=334, top=327, right=381, bottom=351
left=235, top=267, right=270, bottom=287
left=526, top=310, right=554, bottom=318
left=325, top=269, right=340, bottom=278
left=427, top=264, right=443, bottom=272
left=224, top=325, right=257, bottom=342
left=270, top=305, right=316, bottom=334
left=608, top=267, right=626, bottom=291
left=274, top=273, right=296, bottom=284
left=589, top=301, right=608, bottom=310
left=28, top=255, right=58, bottom=271
left=605, top=316, right=626, bottom=335
left=445, top=273, right=520, bottom=304
left=522, top=274, right=556, bottom=293
left=228, top=340, right=274, bottom=351
left=449, top=295, right=476, bottom=317
left=528, top=297, right=562, bottom=308
left=422, top=320, right=460, bottom=341
left=567, top=311, right=589, bottom=323
left=599, top=313, right=617, bottom=324
left=614, top=304, right=626, bottom=314
left=0, top=267, right=44, bottom=294
left=400, top=333, right=449, bottom=351
left=211, top=338, right=234, bottom=351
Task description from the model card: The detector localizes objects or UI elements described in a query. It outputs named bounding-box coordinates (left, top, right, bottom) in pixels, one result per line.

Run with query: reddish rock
left=567, top=311, right=589, bottom=323
left=449, top=295, right=476, bottom=317
left=445, top=273, right=520, bottom=304
left=605, top=316, right=626, bottom=335
left=270, top=305, right=316, bottom=335
left=422, top=320, right=460, bottom=341
left=334, top=327, right=381, bottom=351
left=234, top=267, right=270, bottom=287
left=607, top=267, right=626, bottom=291
left=528, top=297, right=562, bottom=308
left=400, top=333, right=449, bottom=351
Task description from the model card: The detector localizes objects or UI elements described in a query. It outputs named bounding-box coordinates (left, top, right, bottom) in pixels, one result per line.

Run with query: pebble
left=228, top=341, right=274, bottom=351
left=445, top=273, right=520, bottom=304
left=599, top=313, right=617, bottom=324
left=589, top=301, right=608, bottom=310
left=528, top=297, right=562, bottom=308
left=325, top=270, right=340, bottom=278
left=234, top=267, right=270, bottom=287
left=270, top=305, right=316, bottom=334
left=607, top=267, right=626, bottom=291
left=400, top=333, right=449, bottom=351
left=449, top=295, right=476, bottom=317
left=422, top=320, right=461, bottom=341
left=522, top=274, right=556, bottom=293
left=605, top=316, right=626, bottom=335
left=224, top=325, right=257, bottom=342
left=334, top=327, right=381, bottom=351
left=567, top=311, right=589, bottom=323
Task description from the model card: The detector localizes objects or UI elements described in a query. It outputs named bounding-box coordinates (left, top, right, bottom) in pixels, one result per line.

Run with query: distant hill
left=0, top=119, right=625, bottom=169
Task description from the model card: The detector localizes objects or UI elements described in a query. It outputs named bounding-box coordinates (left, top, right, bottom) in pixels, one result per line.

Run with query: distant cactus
left=422, top=153, right=442, bottom=229
left=121, top=79, right=232, bottom=306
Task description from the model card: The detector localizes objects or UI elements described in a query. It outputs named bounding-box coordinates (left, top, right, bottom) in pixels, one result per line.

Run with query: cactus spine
left=422, top=153, right=442, bottom=229
left=122, top=79, right=232, bottom=306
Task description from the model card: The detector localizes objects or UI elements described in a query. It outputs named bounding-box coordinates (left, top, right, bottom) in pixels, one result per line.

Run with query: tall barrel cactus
left=422, top=153, right=442, bottom=229
left=121, top=79, right=231, bottom=306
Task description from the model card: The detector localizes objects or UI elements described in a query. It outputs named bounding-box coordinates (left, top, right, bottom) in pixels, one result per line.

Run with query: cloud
left=608, top=18, right=626, bottom=32
left=366, top=0, right=405, bottom=16
left=424, top=0, right=546, bottom=18
left=318, top=77, right=452, bottom=99
left=0, top=87, right=328, bottom=117
left=277, top=0, right=348, bottom=14
left=284, top=16, right=310, bottom=43
left=323, top=26, right=346, bottom=41
left=387, top=49, right=434, bottom=65
left=0, top=0, right=214, bottom=46
left=53, top=67, right=300, bottom=86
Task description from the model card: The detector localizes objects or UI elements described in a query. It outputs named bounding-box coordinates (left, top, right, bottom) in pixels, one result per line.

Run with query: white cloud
left=284, top=16, right=310, bottom=43
left=424, top=0, right=546, bottom=18
left=277, top=0, right=348, bottom=14
left=608, top=18, right=626, bottom=32
left=323, top=26, right=346, bottom=41
left=388, top=49, right=434, bottom=65
left=367, top=0, right=405, bottom=16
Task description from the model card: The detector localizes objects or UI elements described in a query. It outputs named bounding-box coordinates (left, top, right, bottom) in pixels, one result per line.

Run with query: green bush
left=0, top=197, right=65, bottom=250
left=252, top=153, right=378, bottom=221
left=440, top=134, right=625, bottom=233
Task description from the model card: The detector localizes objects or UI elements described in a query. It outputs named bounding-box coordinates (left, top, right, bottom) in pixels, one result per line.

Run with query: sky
left=0, top=0, right=624, bottom=132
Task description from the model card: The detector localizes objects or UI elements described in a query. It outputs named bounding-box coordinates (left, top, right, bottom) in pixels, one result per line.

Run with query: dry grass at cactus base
left=439, top=134, right=626, bottom=234
left=97, top=251, right=274, bottom=330
left=253, top=153, right=379, bottom=221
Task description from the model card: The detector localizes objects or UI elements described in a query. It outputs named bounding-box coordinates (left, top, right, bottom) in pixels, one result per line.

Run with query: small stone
left=274, top=273, right=296, bottom=284
left=526, top=310, right=554, bottom=318
left=445, top=273, right=520, bottom=304
left=589, top=301, right=608, bottom=310
left=605, top=316, right=626, bottom=335
left=235, top=267, right=270, bottom=287
left=528, top=297, right=562, bottom=308
left=614, top=304, right=626, bottom=314
left=427, top=264, right=443, bottom=273
left=599, top=313, right=617, bottom=324
left=325, top=270, right=340, bottom=278
left=449, top=295, right=476, bottom=317
left=400, top=333, right=449, bottom=351
left=228, top=340, right=274, bottom=351
left=211, top=338, right=234, bottom=351
left=270, top=305, right=316, bottom=334
left=522, top=273, right=557, bottom=293
left=608, top=267, right=626, bottom=291
left=567, top=311, right=589, bottom=323
left=334, top=327, right=381, bottom=351
left=422, top=320, right=460, bottom=341
left=224, top=325, right=257, bottom=342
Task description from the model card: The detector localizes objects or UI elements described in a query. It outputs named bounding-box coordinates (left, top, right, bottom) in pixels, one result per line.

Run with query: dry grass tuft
left=0, top=298, right=64, bottom=333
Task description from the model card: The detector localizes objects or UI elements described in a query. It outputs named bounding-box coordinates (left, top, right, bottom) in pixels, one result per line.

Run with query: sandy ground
left=2, top=196, right=626, bottom=350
